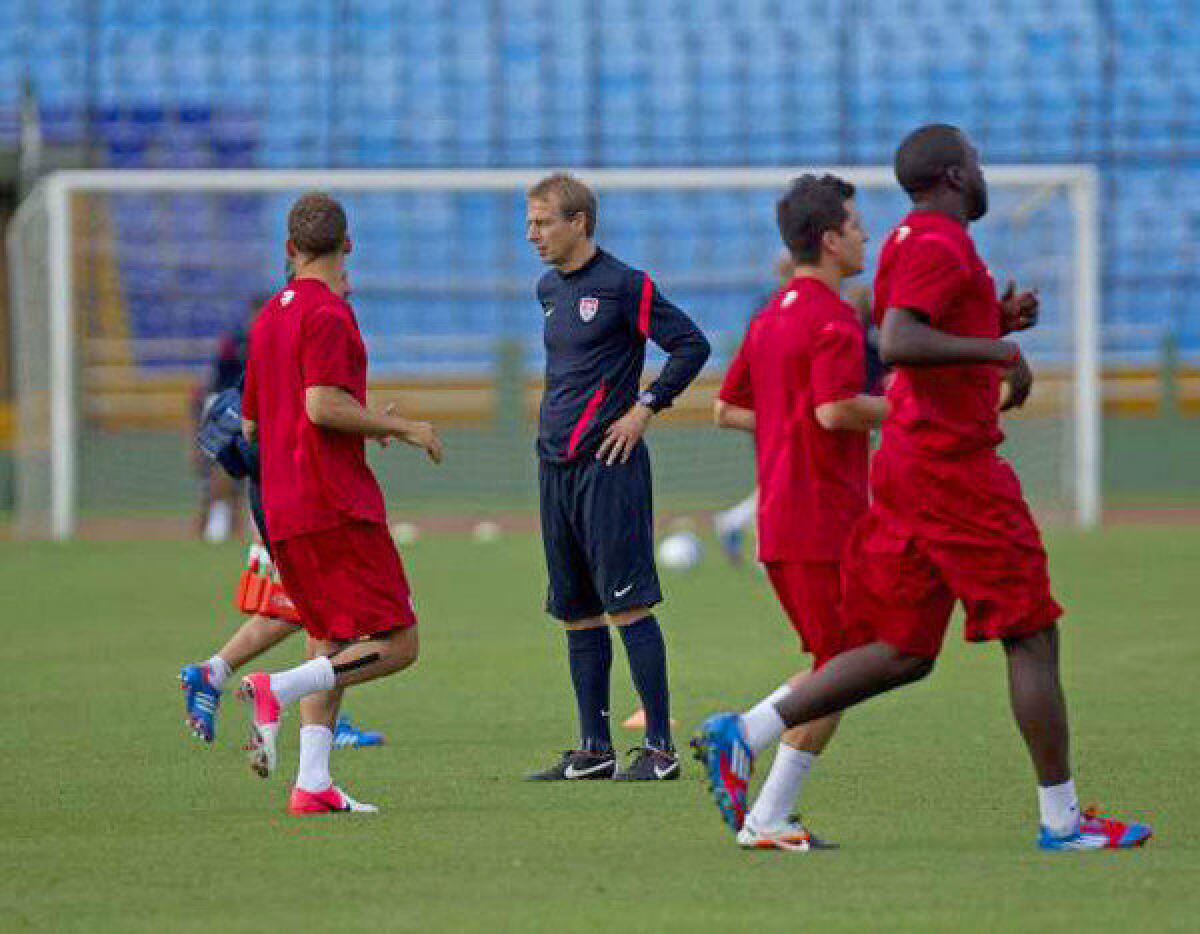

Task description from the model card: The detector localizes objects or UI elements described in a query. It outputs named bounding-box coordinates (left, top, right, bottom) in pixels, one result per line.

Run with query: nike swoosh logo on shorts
left=614, top=585, right=633, bottom=598
left=563, top=761, right=612, bottom=779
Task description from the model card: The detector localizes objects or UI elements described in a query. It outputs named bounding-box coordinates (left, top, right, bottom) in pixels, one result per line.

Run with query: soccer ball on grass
left=657, top=530, right=703, bottom=570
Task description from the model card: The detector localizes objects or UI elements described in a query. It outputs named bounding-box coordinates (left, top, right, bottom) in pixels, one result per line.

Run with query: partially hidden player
left=713, top=174, right=888, bottom=849
left=179, top=370, right=384, bottom=752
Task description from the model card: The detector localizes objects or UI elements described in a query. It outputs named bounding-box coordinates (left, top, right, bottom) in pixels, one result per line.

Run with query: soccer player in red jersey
left=713, top=175, right=888, bottom=849
left=238, top=193, right=443, bottom=815
left=696, top=126, right=1152, bottom=851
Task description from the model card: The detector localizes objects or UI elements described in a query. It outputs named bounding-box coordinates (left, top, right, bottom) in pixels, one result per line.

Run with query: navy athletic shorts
left=538, top=440, right=662, bottom=622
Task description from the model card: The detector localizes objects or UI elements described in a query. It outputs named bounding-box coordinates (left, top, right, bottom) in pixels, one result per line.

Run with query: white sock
left=716, top=493, right=758, bottom=533
left=728, top=493, right=758, bottom=530
left=1038, top=779, right=1080, bottom=836
left=205, top=655, right=232, bottom=689
left=747, top=744, right=816, bottom=830
left=741, top=697, right=786, bottom=754
left=296, top=725, right=334, bottom=792
left=766, top=682, right=792, bottom=706
left=203, top=501, right=233, bottom=543
left=270, top=657, right=335, bottom=708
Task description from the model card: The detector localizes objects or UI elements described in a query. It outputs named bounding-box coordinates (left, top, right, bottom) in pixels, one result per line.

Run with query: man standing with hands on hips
left=525, top=173, right=710, bottom=782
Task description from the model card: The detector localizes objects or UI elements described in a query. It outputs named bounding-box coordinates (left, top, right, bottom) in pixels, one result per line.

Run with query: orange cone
left=620, top=708, right=679, bottom=730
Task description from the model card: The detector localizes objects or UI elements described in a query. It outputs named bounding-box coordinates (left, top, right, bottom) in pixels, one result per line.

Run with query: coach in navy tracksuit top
left=525, top=173, right=709, bottom=780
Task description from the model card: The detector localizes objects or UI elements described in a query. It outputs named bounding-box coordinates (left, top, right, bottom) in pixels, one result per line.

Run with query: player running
left=713, top=175, right=888, bottom=849
left=236, top=192, right=442, bottom=815
left=525, top=173, right=710, bottom=781
left=179, top=379, right=383, bottom=751
left=695, top=125, right=1152, bottom=851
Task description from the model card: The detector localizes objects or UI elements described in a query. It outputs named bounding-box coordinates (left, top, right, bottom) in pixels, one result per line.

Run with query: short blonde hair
left=527, top=172, right=597, bottom=237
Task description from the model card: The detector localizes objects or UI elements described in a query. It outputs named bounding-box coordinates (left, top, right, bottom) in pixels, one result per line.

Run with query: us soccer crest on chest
left=544, top=288, right=622, bottom=350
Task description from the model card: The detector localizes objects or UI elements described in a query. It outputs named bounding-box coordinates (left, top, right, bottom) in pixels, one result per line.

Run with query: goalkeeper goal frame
left=7, top=165, right=1100, bottom=538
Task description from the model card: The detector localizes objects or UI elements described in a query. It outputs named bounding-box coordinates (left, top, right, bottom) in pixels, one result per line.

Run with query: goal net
left=7, top=167, right=1099, bottom=539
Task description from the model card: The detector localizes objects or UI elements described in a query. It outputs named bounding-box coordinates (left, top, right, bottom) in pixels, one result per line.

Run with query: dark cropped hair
left=287, top=192, right=348, bottom=258
left=776, top=174, right=856, bottom=264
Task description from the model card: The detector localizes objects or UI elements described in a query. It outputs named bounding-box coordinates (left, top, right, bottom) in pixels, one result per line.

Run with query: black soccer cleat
left=614, top=745, right=681, bottom=781
left=525, top=748, right=618, bottom=781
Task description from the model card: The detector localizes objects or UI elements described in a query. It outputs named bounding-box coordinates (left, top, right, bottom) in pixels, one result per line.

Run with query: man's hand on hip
left=596, top=403, right=654, bottom=466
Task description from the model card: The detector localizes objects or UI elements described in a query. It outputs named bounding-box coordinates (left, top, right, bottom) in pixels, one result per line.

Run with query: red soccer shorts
left=764, top=560, right=873, bottom=668
left=272, top=520, right=417, bottom=642
left=841, top=445, right=1062, bottom=659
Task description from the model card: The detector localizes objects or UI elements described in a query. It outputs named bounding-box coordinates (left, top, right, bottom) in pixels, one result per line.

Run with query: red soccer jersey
left=873, top=210, right=1005, bottom=458
left=242, top=278, right=387, bottom=542
left=719, top=276, right=868, bottom=562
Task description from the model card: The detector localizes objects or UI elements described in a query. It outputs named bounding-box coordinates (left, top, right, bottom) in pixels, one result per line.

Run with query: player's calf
left=773, top=643, right=934, bottom=730
left=326, top=626, right=419, bottom=688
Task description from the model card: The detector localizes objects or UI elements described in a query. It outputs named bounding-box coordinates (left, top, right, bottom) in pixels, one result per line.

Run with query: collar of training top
left=559, top=246, right=606, bottom=279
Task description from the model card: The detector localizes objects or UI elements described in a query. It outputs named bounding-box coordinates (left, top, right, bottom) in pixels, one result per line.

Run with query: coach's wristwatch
left=637, top=390, right=662, bottom=412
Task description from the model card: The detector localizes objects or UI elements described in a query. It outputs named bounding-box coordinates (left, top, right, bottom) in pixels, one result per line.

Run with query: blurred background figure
left=191, top=296, right=262, bottom=543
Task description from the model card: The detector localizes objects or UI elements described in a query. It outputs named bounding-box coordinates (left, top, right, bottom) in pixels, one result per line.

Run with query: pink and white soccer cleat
left=235, top=672, right=280, bottom=779
left=288, top=785, right=379, bottom=815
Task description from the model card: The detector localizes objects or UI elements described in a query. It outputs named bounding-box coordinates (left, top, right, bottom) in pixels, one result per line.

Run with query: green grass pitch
left=2, top=526, right=1196, bottom=931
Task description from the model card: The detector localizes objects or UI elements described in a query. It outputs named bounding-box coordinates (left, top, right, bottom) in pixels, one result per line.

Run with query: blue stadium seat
left=9, top=2, right=1200, bottom=366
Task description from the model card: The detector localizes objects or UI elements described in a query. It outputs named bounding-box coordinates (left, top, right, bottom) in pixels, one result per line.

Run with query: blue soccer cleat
left=179, top=664, right=222, bottom=744
left=1037, top=807, right=1153, bottom=851
left=334, top=715, right=385, bottom=749
left=691, top=713, right=754, bottom=832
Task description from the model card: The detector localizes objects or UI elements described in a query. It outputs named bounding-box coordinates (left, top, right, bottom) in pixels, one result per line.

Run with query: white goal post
left=7, top=165, right=1100, bottom=538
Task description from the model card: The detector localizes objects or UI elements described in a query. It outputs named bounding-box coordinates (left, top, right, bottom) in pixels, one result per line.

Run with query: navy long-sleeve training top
left=536, top=248, right=711, bottom=463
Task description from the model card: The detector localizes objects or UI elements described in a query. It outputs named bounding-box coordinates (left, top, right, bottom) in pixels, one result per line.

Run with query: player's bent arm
left=714, top=400, right=755, bottom=432
left=305, top=386, right=443, bottom=462
left=880, top=308, right=1019, bottom=367
left=305, top=386, right=395, bottom=437
left=814, top=395, right=889, bottom=432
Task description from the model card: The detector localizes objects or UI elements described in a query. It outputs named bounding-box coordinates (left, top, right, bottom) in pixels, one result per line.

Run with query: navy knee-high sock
left=618, top=615, right=672, bottom=750
left=566, top=627, right=613, bottom=752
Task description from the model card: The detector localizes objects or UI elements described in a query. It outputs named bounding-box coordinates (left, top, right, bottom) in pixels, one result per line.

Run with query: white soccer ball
left=390, top=522, right=420, bottom=545
left=658, top=531, right=703, bottom=570
left=473, top=520, right=502, bottom=544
